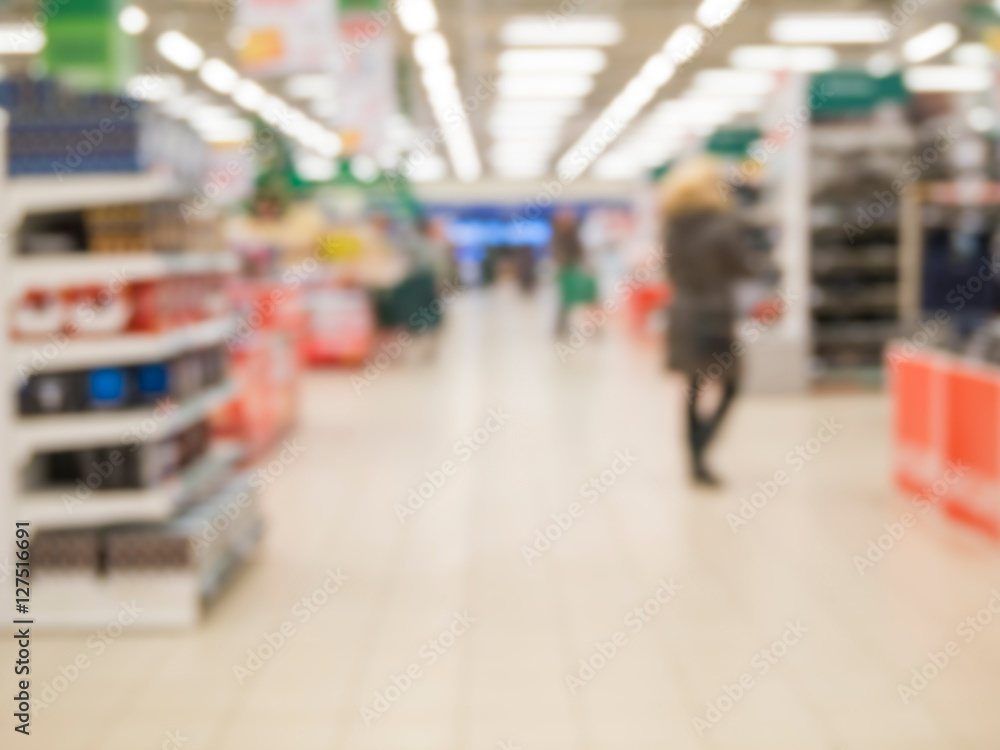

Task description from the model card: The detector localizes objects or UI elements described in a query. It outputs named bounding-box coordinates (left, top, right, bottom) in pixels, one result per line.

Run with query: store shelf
left=11, top=315, right=235, bottom=374
left=15, top=441, right=243, bottom=530
left=6, top=172, right=183, bottom=217
left=9, top=251, right=239, bottom=296
left=30, top=491, right=263, bottom=629
left=14, top=380, right=236, bottom=460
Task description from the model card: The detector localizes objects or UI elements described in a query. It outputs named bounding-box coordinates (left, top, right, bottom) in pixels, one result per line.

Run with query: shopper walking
left=551, top=208, right=594, bottom=336
left=661, top=157, right=754, bottom=487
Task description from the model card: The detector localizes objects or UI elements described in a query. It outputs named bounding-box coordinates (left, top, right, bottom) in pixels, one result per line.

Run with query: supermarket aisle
left=13, top=283, right=1000, bottom=750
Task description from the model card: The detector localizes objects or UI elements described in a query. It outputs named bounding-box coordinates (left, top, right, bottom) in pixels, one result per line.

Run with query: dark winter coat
left=665, top=210, right=751, bottom=378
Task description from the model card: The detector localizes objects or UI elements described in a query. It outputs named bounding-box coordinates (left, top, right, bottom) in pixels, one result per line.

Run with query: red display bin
left=889, top=343, right=1000, bottom=538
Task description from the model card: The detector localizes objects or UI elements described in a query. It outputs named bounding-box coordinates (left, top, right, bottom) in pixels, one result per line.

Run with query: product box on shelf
left=0, top=76, right=210, bottom=179
left=213, top=279, right=304, bottom=459
left=302, top=282, right=375, bottom=365
left=11, top=275, right=229, bottom=340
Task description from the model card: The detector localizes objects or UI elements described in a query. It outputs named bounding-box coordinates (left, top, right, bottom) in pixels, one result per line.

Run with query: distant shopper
left=551, top=208, right=595, bottom=335
left=661, top=157, right=754, bottom=486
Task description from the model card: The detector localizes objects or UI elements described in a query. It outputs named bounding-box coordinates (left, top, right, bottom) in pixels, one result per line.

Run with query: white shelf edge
left=9, top=251, right=239, bottom=296
left=11, top=315, right=235, bottom=375
left=14, top=380, right=237, bottom=460
left=7, top=172, right=183, bottom=217
left=15, top=442, right=243, bottom=530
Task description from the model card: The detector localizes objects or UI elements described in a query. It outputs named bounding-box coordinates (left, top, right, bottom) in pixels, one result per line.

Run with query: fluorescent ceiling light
left=593, top=159, right=641, bottom=180
left=729, top=45, right=837, bottom=72
left=199, top=59, right=239, bottom=94
left=398, top=0, right=438, bottom=35
left=866, top=51, right=897, bottom=78
left=681, top=90, right=763, bottom=111
left=903, top=65, right=991, bottom=92
left=500, top=16, right=622, bottom=47
left=903, top=23, right=959, bottom=64
left=492, top=99, right=584, bottom=116
left=126, top=73, right=183, bottom=102
left=488, top=120, right=565, bottom=136
left=158, top=93, right=210, bottom=119
left=422, top=64, right=456, bottom=91
left=0, top=25, right=44, bottom=54
left=498, top=74, right=593, bottom=98
left=196, top=121, right=255, bottom=143
left=156, top=31, right=204, bottom=71
left=284, top=73, right=335, bottom=100
left=310, top=98, right=339, bottom=119
left=696, top=0, right=746, bottom=30
left=414, top=32, right=449, bottom=67
left=691, top=68, right=775, bottom=95
left=652, top=101, right=738, bottom=125
left=769, top=14, right=887, bottom=44
left=969, top=106, right=995, bottom=133
left=296, top=155, right=336, bottom=182
left=663, top=24, right=706, bottom=66
left=497, top=48, right=607, bottom=74
left=638, top=54, right=676, bottom=88
left=952, top=43, right=993, bottom=68
left=118, top=6, right=149, bottom=35
left=410, top=154, right=448, bottom=182
left=188, top=104, right=240, bottom=126
left=314, top=132, right=343, bottom=158
left=232, top=80, right=267, bottom=111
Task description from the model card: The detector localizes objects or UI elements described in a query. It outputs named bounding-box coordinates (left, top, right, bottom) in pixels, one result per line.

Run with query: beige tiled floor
left=8, top=284, right=1000, bottom=749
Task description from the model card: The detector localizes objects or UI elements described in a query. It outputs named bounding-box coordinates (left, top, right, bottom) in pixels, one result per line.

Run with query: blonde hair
left=658, top=156, right=731, bottom=218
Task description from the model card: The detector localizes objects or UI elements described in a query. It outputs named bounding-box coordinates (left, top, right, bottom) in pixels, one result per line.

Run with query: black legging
left=687, top=374, right=737, bottom=472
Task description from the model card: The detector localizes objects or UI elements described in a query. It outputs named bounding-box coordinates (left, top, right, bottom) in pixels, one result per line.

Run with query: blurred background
left=2, top=0, right=1000, bottom=747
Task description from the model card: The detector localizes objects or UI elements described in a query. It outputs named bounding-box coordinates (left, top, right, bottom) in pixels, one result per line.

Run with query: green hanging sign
left=42, top=0, right=135, bottom=91
left=809, top=70, right=908, bottom=119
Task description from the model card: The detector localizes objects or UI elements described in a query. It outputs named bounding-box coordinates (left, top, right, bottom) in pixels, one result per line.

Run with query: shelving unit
left=16, top=442, right=242, bottom=530
left=808, top=119, right=915, bottom=386
left=9, top=251, right=238, bottom=296
left=10, top=314, right=235, bottom=375
left=0, top=112, right=262, bottom=627
left=13, top=380, right=235, bottom=459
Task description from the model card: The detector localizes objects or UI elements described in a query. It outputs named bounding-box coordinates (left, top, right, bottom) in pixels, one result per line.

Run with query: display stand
left=0, top=112, right=262, bottom=628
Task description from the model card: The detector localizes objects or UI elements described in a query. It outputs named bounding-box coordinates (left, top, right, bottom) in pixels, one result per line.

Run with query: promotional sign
left=237, top=0, right=337, bottom=77
left=337, top=8, right=398, bottom=153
